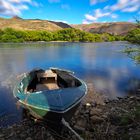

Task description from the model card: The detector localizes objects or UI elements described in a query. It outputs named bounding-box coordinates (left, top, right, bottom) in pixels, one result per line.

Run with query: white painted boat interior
left=36, top=70, right=59, bottom=91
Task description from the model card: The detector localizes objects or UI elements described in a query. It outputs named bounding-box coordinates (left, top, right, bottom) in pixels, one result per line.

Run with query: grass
left=119, top=105, right=140, bottom=126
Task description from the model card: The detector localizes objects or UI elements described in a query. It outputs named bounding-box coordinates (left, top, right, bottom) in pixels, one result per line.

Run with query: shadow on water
left=0, top=76, right=22, bottom=127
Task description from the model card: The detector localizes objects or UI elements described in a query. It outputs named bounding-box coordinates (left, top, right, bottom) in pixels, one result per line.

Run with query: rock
left=75, top=118, right=87, bottom=128
left=117, top=97, right=123, bottom=100
left=74, top=125, right=85, bottom=134
left=20, top=133, right=27, bottom=138
left=86, top=103, right=91, bottom=107
left=101, top=114, right=108, bottom=119
left=101, top=103, right=106, bottom=106
left=90, top=116, right=104, bottom=124
left=26, top=137, right=32, bottom=140
left=129, top=137, right=133, bottom=140
left=84, top=131, right=92, bottom=139
left=16, top=130, right=20, bottom=134
left=0, top=134, right=4, bottom=138
left=90, top=108, right=102, bottom=116
left=84, top=110, right=90, bottom=115
left=91, top=101, right=97, bottom=107
left=129, top=96, right=135, bottom=100
left=111, top=107, right=116, bottom=112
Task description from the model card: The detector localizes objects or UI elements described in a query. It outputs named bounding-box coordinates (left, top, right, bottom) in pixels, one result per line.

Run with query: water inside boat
left=27, top=69, right=81, bottom=92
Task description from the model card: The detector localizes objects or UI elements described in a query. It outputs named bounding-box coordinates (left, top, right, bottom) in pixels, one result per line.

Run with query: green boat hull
left=14, top=68, right=87, bottom=126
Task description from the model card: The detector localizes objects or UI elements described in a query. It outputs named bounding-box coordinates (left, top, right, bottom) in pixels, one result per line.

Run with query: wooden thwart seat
left=36, top=82, right=59, bottom=91
left=37, top=70, right=57, bottom=82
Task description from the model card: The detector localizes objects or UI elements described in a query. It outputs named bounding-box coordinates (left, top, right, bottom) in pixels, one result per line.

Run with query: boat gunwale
left=32, top=73, right=85, bottom=94
left=15, top=68, right=85, bottom=94
left=17, top=84, right=87, bottom=114
left=13, top=68, right=87, bottom=113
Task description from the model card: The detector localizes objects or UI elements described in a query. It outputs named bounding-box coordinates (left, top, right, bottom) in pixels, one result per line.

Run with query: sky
left=0, top=0, right=140, bottom=24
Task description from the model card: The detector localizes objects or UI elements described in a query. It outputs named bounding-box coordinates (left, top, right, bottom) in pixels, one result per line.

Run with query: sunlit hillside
left=0, top=16, right=72, bottom=31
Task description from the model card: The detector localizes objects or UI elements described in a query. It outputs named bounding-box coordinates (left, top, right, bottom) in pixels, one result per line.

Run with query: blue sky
left=0, top=0, right=140, bottom=24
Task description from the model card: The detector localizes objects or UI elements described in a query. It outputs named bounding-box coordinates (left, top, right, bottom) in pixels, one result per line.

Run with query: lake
left=0, top=41, right=140, bottom=127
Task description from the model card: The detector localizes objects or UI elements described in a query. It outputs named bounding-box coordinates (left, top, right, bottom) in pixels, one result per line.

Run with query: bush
left=0, top=28, right=125, bottom=43
left=125, top=28, right=140, bottom=44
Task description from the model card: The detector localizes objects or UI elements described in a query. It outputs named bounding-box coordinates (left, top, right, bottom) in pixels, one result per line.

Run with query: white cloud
left=111, top=14, right=118, bottom=19
left=90, top=0, right=107, bottom=5
left=9, top=0, right=32, bottom=3
left=111, top=0, right=128, bottom=11
left=103, top=5, right=109, bottom=10
left=53, top=20, right=68, bottom=24
left=128, top=18, right=135, bottom=22
left=31, top=1, right=42, bottom=7
left=83, top=0, right=140, bottom=23
left=0, top=0, right=39, bottom=16
left=94, top=9, right=110, bottom=18
left=82, top=19, right=92, bottom=24
left=85, top=14, right=97, bottom=21
left=84, top=9, right=114, bottom=23
left=61, top=4, right=70, bottom=10
left=48, top=0, right=60, bottom=3
left=122, top=5, right=139, bottom=12
left=111, top=0, right=140, bottom=12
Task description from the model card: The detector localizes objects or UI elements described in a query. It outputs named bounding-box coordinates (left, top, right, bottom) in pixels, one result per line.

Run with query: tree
left=1, top=34, right=19, bottom=42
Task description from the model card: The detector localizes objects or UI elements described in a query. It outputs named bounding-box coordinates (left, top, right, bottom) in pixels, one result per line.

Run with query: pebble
left=0, top=134, right=4, bottom=138
left=74, top=125, right=85, bottom=134
left=26, top=137, right=32, bottom=140
left=86, top=103, right=91, bottom=107
left=0, top=95, right=140, bottom=140
left=90, top=108, right=102, bottom=116
left=76, top=118, right=87, bottom=128
left=90, top=116, right=104, bottom=123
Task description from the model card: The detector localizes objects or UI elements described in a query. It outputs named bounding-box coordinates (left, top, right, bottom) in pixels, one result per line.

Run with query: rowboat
left=13, top=68, right=87, bottom=126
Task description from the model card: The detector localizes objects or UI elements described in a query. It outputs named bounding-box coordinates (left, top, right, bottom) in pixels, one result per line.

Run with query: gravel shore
left=0, top=86, right=140, bottom=140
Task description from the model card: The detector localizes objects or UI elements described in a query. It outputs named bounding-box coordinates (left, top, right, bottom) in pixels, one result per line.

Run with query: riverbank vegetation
left=125, top=28, right=140, bottom=44
left=0, top=27, right=139, bottom=44
left=123, top=46, right=140, bottom=63
left=123, top=19, right=140, bottom=63
left=0, top=28, right=124, bottom=43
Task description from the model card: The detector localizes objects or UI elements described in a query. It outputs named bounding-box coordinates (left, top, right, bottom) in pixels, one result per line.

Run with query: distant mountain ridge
left=0, top=17, right=72, bottom=31
left=72, top=22, right=137, bottom=35
left=0, top=17, right=137, bottom=35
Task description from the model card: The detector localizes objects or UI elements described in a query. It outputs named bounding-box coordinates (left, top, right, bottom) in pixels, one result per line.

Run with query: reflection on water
left=0, top=41, right=140, bottom=127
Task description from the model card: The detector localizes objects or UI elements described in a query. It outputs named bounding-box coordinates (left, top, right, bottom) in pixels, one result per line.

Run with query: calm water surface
left=0, top=41, right=140, bottom=127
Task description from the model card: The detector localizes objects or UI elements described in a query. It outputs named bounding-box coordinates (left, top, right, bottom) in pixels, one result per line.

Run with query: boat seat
left=36, top=78, right=59, bottom=91
left=37, top=70, right=57, bottom=82
left=36, top=84, right=49, bottom=91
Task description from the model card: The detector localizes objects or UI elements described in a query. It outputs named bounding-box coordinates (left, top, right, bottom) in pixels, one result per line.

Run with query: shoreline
left=0, top=88, right=140, bottom=140
left=0, top=41, right=130, bottom=45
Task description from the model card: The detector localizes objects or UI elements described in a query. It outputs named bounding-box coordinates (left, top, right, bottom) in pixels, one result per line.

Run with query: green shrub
left=125, top=28, right=140, bottom=44
left=0, top=28, right=125, bottom=43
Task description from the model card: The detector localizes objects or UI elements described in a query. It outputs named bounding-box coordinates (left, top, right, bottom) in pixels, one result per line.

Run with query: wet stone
left=90, top=116, right=104, bottom=124
left=90, top=108, right=102, bottom=116
left=76, top=118, right=87, bottom=128
left=0, top=94, right=140, bottom=140
left=26, top=137, right=32, bottom=140
left=74, top=125, right=85, bottom=134
left=0, top=134, right=4, bottom=138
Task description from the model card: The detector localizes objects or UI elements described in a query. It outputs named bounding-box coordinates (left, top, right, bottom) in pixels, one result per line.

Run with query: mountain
left=0, top=17, right=72, bottom=31
left=0, top=17, right=137, bottom=35
left=72, top=22, right=137, bottom=35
